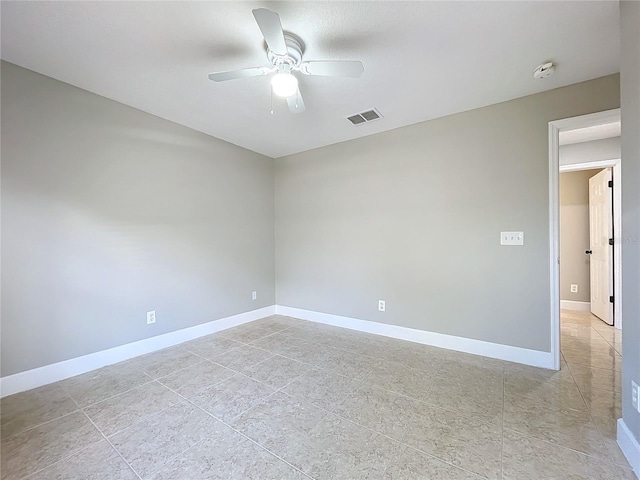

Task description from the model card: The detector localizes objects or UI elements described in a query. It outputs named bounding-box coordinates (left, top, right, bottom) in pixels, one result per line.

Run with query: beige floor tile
left=1, top=311, right=625, bottom=480
left=601, top=435, right=633, bottom=468
left=562, top=337, right=616, bottom=353
left=156, top=360, right=235, bottom=397
left=504, top=362, right=574, bottom=383
left=151, top=430, right=306, bottom=480
left=383, top=347, right=448, bottom=371
left=28, top=440, right=138, bottom=480
left=60, top=363, right=151, bottom=408
left=504, top=370, right=583, bottom=409
left=503, top=394, right=608, bottom=460
left=563, top=347, right=622, bottom=371
left=123, top=346, right=201, bottom=379
left=110, top=401, right=218, bottom=478
left=592, top=413, right=618, bottom=440
left=191, top=373, right=275, bottom=422
left=582, top=388, right=621, bottom=419
left=258, top=338, right=330, bottom=365
left=84, top=381, right=182, bottom=437
left=147, top=421, right=246, bottom=480
left=426, top=394, right=503, bottom=429
left=567, top=360, right=621, bottom=378
left=231, top=391, right=328, bottom=452
left=218, top=324, right=279, bottom=343
left=0, top=383, right=78, bottom=439
left=249, top=331, right=309, bottom=354
left=401, top=404, right=502, bottom=479
left=254, top=314, right=307, bottom=328
left=283, top=414, right=401, bottom=480
left=315, top=347, right=377, bottom=381
left=424, top=373, right=503, bottom=427
left=442, top=353, right=506, bottom=374
left=502, top=429, right=635, bottom=480
left=503, top=380, right=587, bottom=412
left=211, top=344, right=275, bottom=371
left=0, top=411, right=102, bottom=480
left=281, top=367, right=362, bottom=410
left=332, top=384, right=419, bottom=441
left=180, top=335, right=244, bottom=359
left=365, top=360, right=436, bottom=399
left=242, top=354, right=310, bottom=388
left=384, top=445, right=483, bottom=479
left=572, top=368, right=623, bottom=394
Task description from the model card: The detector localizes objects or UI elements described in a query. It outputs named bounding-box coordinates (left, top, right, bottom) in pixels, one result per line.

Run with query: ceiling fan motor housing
left=267, top=33, right=304, bottom=67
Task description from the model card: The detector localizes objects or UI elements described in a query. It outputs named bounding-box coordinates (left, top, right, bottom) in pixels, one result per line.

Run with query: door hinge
left=609, top=238, right=614, bottom=246
left=610, top=296, right=615, bottom=303
left=608, top=180, right=613, bottom=188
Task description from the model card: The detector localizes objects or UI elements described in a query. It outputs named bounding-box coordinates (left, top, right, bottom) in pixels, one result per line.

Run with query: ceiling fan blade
left=252, top=8, right=288, bottom=56
left=208, top=67, right=273, bottom=82
left=286, top=89, right=306, bottom=114
left=298, top=61, right=364, bottom=78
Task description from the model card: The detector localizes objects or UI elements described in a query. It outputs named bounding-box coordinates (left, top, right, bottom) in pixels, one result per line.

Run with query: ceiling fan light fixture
left=271, top=72, right=298, bottom=98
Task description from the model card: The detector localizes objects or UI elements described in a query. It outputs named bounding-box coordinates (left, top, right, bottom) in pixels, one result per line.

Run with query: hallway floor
left=1, top=311, right=632, bottom=479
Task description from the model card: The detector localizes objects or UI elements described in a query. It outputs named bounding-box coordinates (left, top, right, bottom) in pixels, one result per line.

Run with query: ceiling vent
left=347, top=108, right=382, bottom=126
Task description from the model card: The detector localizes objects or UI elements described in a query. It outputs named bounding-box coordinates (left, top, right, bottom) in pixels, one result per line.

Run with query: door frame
left=549, top=108, right=621, bottom=371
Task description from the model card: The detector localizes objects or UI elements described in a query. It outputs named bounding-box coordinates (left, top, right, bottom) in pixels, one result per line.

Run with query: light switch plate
left=501, top=231, right=524, bottom=246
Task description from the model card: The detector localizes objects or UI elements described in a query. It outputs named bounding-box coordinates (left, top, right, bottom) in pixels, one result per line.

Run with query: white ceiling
left=559, top=121, right=621, bottom=145
left=1, top=1, right=620, bottom=158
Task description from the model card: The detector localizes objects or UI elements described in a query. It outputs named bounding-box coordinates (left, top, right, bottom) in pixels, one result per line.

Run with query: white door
left=588, top=168, right=613, bottom=325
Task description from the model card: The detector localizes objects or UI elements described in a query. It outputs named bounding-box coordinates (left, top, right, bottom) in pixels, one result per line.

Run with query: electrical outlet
left=570, top=284, right=578, bottom=293
left=633, top=381, right=640, bottom=413
left=378, top=300, right=386, bottom=312
left=147, top=310, right=156, bottom=325
left=252, top=291, right=257, bottom=301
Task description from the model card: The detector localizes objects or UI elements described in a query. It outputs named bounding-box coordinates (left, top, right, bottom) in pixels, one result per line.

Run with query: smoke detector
left=533, top=62, right=556, bottom=79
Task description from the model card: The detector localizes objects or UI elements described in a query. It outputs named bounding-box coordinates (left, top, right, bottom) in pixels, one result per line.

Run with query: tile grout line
left=81, top=380, right=187, bottom=440
left=502, top=427, right=634, bottom=471
left=16, top=439, right=105, bottom=480
left=155, top=382, right=318, bottom=480
left=15, top=392, right=104, bottom=480
left=277, top=376, right=496, bottom=479
left=12, top=392, right=138, bottom=480
left=1, top=407, right=82, bottom=442
left=80, top=410, right=143, bottom=480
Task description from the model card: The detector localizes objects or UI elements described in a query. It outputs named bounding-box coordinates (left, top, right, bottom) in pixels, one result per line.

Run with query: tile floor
left=0, top=310, right=631, bottom=479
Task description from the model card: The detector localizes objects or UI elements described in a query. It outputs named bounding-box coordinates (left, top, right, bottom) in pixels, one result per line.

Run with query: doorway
left=549, top=108, right=621, bottom=370
left=559, top=166, right=618, bottom=325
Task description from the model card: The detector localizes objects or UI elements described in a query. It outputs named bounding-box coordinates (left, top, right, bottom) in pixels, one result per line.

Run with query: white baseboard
left=618, top=418, right=640, bottom=478
left=275, top=305, right=554, bottom=369
left=560, top=300, right=591, bottom=312
left=0, top=306, right=276, bottom=398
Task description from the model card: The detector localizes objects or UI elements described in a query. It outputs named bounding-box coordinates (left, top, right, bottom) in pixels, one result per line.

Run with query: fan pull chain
left=270, top=86, right=274, bottom=115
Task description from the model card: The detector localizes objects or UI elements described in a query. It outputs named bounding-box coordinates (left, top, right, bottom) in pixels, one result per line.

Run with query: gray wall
left=276, top=75, right=620, bottom=353
left=559, top=137, right=620, bottom=166
left=559, top=170, right=604, bottom=302
left=1, top=62, right=275, bottom=377
left=620, top=0, right=640, bottom=450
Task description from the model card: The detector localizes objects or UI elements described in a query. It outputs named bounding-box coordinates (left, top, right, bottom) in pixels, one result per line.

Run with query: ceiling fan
left=208, top=8, right=364, bottom=114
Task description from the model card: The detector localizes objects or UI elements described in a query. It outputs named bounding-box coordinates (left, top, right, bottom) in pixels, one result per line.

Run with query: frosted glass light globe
left=271, top=72, right=298, bottom=98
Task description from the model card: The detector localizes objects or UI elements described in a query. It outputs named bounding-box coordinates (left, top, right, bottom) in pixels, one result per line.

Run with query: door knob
left=585, top=250, right=593, bottom=254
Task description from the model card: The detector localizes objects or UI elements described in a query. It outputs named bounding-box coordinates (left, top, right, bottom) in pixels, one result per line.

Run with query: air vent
left=347, top=108, right=382, bottom=126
